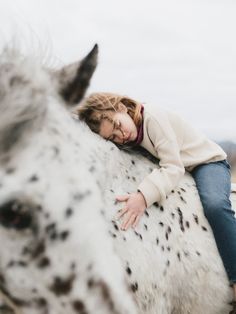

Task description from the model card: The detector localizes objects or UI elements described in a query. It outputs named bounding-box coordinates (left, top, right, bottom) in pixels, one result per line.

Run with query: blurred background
left=0, top=0, right=236, bottom=178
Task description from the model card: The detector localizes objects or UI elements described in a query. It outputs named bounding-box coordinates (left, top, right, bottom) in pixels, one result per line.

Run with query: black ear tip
left=84, top=44, right=98, bottom=63
left=91, top=43, right=98, bottom=55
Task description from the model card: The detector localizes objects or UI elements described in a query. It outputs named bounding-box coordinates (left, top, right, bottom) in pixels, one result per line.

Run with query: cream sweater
left=137, top=104, right=227, bottom=208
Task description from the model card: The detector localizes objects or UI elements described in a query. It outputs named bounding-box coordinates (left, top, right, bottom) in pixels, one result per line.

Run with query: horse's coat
left=0, top=46, right=235, bottom=314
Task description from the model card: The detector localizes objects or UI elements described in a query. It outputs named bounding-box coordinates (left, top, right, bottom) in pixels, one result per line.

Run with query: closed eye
left=107, top=120, right=121, bottom=141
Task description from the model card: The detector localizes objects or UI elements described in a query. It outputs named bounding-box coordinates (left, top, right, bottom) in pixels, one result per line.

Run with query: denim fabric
left=191, top=159, right=236, bottom=283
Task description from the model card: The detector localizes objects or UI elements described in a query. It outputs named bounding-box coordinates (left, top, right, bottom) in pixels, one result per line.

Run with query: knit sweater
left=136, top=104, right=227, bottom=208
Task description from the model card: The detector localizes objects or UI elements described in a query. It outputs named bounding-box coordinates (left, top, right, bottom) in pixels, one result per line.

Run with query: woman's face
left=99, top=104, right=138, bottom=145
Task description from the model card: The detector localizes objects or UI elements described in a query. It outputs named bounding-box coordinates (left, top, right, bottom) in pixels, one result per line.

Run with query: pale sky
left=0, top=0, right=235, bottom=141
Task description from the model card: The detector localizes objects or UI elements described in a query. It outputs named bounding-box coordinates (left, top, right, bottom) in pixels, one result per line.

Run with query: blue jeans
left=191, top=159, right=236, bottom=284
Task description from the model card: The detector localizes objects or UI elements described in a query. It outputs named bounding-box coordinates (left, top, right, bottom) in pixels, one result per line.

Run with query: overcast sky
left=0, top=0, right=235, bottom=141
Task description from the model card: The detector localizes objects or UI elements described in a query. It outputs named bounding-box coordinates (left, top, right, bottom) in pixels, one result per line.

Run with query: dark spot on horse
left=112, top=220, right=119, bottom=231
left=109, top=231, right=117, bottom=238
left=126, top=175, right=130, bottom=180
left=45, top=223, right=59, bottom=241
left=10, top=75, right=29, bottom=87
left=36, top=205, right=42, bottom=212
left=132, top=177, right=136, bottom=181
left=37, top=256, right=50, bottom=269
left=31, top=240, right=46, bottom=259
left=131, top=160, right=135, bottom=165
left=177, top=191, right=181, bottom=195
left=166, top=260, right=170, bottom=267
left=167, top=246, right=171, bottom=251
left=134, top=231, right=143, bottom=240
left=177, top=252, right=181, bottom=261
left=52, top=146, right=60, bottom=156
left=156, top=238, right=159, bottom=245
left=87, top=278, right=94, bottom=288
left=153, top=202, right=159, bottom=207
left=201, top=226, right=208, bottom=231
left=71, top=262, right=76, bottom=271
left=183, top=250, right=189, bottom=257
left=88, top=165, right=95, bottom=172
left=126, top=266, right=132, bottom=276
left=180, top=188, right=186, bottom=192
left=6, top=167, right=15, bottom=174
left=144, top=210, right=149, bottom=217
left=185, top=221, right=190, bottom=228
left=7, top=260, right=27, bottom=268
left=72, top=300, right=87, bottom=313
left=29, top=174, right=39, bottom=182
left=0, top=272, right=5, bottom=287
left=171, top=190, right=175, bottom=193
left=160, top=206, right=164, bottom=212
left=180, top=196, right=186, bottom=203
left=130, top=282, right=138, bottom=293
left=193, top=214, right=199, bottom=224
left=123, top=236, right=126, bottom=241
left=171, top=212, right=175, bottom=219
left=34, top=297, right=47, bottom=308
left=49, top=274, right=75, bottom=296
left=161, top=246, right=165, bottom=251
left=44, top=212, right=50, bottom=219
left=73, top=190, right=91, bottom=201
left=100, top=209, right=105, bottom=216
left=110, top=189, right=114, bottom=193
left=144, top=224, right=148, bottom=230
left=177, top=207, right=185, bottom=232
left=196, top=251, right=201, bottom=256
left=159, top=222, right=164, bottom=227
left=60, top=230, right=70, bottom=241
left=65, top=207, right=73, bottom=218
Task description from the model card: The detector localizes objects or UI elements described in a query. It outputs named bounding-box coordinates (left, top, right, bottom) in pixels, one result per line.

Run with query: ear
left=55, top=44, right=98, bottom=105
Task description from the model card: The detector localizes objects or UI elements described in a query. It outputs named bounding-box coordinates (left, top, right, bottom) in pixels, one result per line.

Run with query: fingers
left=116, top=194, right=130, bottom=202
left=121, top=213, right=136, bottom=231
left=132, top=215, right=141, bottom=228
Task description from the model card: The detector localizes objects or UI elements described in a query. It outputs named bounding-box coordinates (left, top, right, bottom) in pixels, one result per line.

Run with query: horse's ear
left=55, top=44, right=98, bottom=105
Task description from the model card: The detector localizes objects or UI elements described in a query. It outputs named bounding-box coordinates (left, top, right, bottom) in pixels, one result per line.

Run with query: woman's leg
left=191, top=160, right=236, bottom=294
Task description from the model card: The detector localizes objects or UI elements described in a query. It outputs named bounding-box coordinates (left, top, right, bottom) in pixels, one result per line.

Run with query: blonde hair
left=74, top=92, right=143, bottom=135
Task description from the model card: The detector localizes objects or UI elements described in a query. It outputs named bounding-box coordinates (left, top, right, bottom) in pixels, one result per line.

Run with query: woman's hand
left=115, top=192, right=147, bottom=230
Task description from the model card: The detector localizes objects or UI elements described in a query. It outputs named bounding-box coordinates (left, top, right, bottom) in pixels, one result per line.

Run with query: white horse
left=0, top=45, right=235, bottom=314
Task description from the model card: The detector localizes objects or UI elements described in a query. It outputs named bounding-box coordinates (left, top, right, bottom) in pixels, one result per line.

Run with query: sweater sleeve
left=137, top=111, right=185, bottom=208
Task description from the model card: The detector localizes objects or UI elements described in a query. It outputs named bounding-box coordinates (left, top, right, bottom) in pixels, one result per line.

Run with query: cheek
left=99, top=121, right=112, bottom=139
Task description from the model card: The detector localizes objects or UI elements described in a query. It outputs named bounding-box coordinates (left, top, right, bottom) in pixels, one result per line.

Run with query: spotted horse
left=0, top=44, right=236, bottom=314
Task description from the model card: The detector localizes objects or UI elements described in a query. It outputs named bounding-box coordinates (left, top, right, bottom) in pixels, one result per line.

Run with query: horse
left=0, top=44, right=235, bottom=314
